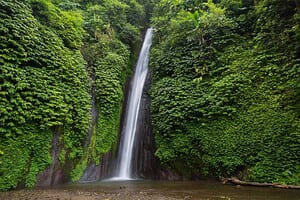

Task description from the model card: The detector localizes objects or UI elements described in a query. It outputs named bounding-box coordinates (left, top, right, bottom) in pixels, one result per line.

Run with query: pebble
left=184, top=195, right=192, bottom=200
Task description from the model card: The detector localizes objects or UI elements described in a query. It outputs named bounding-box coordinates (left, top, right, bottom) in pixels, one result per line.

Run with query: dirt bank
left=0, top=189, right=186, bottom=200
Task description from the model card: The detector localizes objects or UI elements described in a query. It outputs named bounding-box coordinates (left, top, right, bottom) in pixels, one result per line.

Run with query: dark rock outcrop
left=36, top=129, right=67, bottom=186
left=80, top=67, right=162, bottom=181
left=130, top=71, right=159, bottom=179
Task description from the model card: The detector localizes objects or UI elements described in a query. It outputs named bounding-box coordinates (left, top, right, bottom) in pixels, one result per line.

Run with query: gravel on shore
left=0, top=189, right=190, bottom=200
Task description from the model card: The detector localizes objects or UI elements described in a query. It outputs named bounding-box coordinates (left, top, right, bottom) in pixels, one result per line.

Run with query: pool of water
left=2, top=180, right=300, bottom=200
left=59, top=180, right=300, bottom=200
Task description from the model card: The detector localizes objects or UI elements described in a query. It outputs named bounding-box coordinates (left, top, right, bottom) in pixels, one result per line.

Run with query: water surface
left=2, top=180, right=300, bottom=200
left=59, top=180, right=300, bottom=200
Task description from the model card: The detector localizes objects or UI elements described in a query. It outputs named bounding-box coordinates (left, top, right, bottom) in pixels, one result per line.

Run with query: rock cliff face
left=133, top=72, right=182, bottom=181
left=36, top=77, right=99, bottom=186
left=79, top=70, right=161, bottom=181
left=36, top=130, right=67, bottom=186
left=129, top=72, right=159, bottom=179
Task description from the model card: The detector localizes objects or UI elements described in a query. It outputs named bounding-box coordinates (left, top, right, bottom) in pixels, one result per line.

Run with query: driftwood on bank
left=221, top=177, right=300, bottom=189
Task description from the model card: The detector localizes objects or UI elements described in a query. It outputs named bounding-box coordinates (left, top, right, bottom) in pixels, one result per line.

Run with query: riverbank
left=0, top=189, right=179, bottom=200
left=1, top=180, right=300, bottom=200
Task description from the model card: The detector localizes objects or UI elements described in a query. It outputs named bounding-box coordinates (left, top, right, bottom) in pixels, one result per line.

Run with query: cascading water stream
left=111, top=28, right=154, bottom=180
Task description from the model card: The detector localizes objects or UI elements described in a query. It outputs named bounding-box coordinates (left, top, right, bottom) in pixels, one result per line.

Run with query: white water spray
left=111, top=28, right=154, bottom=180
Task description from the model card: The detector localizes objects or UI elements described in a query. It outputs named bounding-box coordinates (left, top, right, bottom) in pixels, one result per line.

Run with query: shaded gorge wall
left=80, top=59, right=160, bottom=181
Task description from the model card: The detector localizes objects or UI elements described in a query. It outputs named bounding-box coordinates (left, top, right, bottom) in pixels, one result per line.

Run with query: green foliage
left=83, top=0, right=144, bottom=46
left=0, top=127, right=52, bottom=191
left=123, top=0, right=145, bottom=26
left=70, top=155, right=88, bottom=181
left=31, top=0, right=85, bottom=49
left=94, top=50, right=129, bottom=156
left=0, top=0, right=90, bottom=191
left=187, top=105, right=300, bottom=184
left=150, top=0, right=300, bottom=184
left=0, top=0, right=145, bottom=191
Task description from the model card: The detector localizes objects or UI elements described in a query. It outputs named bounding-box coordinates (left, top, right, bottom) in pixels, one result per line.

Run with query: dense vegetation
left=0, top=0, right=299, bottom=192
left=0, top=0, right=147, bottom=191
left=150, top=0, right=300, bottom=184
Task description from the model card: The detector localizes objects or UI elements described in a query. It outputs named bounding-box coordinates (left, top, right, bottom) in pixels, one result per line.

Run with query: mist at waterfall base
left=105, top=28, right=154, bottom=181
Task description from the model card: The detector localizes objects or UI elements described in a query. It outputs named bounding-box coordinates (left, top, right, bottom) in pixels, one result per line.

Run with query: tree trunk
left=221, top=177, right=300, bottom=189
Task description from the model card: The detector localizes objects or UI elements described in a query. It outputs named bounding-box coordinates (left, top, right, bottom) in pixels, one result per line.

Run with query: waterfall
left=112, top=28, right=154, bottom=180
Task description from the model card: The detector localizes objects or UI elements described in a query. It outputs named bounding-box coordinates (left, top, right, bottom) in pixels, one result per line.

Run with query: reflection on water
left=57, top=180, right=300, bottom=200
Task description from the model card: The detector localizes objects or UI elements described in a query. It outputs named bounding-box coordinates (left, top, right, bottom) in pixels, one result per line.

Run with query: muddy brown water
left=1, top=180, right=300, bottom=200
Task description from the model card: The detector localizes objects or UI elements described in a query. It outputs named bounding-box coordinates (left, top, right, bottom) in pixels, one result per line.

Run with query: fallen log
left=221, top=177, right=300, bottom=189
